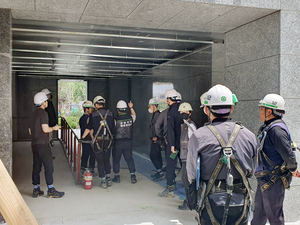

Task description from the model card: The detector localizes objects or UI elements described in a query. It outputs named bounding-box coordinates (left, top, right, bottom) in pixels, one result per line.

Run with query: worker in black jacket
left=158, top=89, right=181, bottom=198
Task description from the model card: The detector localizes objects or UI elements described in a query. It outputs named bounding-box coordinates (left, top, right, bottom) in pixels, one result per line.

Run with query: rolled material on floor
left=0, top=159, right=39, bottom=225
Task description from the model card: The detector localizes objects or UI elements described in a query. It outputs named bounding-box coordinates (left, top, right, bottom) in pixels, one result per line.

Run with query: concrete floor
left=12, top=141, right=300, bottom=225
left=12, top=141, right=196, bottom=225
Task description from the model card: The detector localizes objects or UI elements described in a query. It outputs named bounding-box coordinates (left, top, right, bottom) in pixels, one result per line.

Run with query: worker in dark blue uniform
left=112, top=100, right=137, bottom=184
left=79, top=100, right=95, bottom=175
left=148, top=98, right=164, bottom=181
left=83, top=96, right=114, bottom=189
left=251, top=94, right=300, bottom=225
left=158, top=89, right=181, bottom=198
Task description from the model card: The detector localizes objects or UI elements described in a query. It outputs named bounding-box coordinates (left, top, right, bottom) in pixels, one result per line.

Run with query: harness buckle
left=223, top=147, right=233, bottom=156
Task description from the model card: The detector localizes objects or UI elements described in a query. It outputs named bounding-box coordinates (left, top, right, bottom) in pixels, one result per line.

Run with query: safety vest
left=180, top=120, right=196, bottom=161
left=115, top=113, right=133, bottom=140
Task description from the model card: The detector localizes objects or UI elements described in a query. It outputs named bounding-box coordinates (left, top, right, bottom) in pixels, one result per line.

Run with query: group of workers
left=29, top=84, right=300, bottom=225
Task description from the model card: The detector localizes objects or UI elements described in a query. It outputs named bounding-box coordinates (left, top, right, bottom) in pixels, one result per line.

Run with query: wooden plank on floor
left=0, top=159, right=39, bottom=225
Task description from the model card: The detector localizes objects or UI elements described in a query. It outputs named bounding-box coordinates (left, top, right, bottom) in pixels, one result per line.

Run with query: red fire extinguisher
left=83, top=169, right=92, bottom=190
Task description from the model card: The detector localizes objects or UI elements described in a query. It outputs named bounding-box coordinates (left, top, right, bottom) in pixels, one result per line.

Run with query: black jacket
left=45, top=100, right=57, bottom=127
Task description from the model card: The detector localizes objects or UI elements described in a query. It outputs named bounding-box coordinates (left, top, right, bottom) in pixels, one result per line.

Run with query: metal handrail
left=59, top=117, right=82, bottom=185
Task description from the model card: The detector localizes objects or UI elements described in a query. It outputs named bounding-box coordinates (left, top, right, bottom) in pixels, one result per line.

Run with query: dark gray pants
left=112, top=140, right=136, bottom=174
left=81, top=143, right=95, bottom=171
left=251, top=178, right=286, bottom=225
left=181, top=161, right=189, bottom=194
left=150, top=142, right=162, bottom=170
left=166, top=144, right=178, bottom=186
left=94, top=147, right=111, bottom=178
left=32, top=143, right=54, bottom=186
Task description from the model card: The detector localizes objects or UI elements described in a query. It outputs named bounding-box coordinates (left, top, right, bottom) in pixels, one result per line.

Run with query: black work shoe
left=112, top=175, right=120, bottom=183
left=158, top=186, right=175, bottom=198
left=178, top=200, right=189, bottom=210
left=47, top=188, right=65, bottom=198
left=153, top=172, right=165, bottom=182
left=50, top=140, right=55, bottom=147
left=151, top=172, right=158, bottom=178
left=106, top=178, right=112, bottom=187
left=131, top=174, right=137, bottom=184
left=32, top=188, right=44, bottom=198
left=100, top=180, right=107, bottom=189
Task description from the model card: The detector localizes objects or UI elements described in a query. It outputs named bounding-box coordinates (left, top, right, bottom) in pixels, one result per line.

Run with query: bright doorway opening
left=58, top=80, right=87, bottom=129
left=152, top=82, right=174, bottom=111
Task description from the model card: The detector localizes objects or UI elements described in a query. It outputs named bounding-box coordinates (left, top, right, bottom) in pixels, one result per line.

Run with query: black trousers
left=181, top=162, right=189, bottom=195
left=81, top=143, right=95, bottom=171
left=32, top=143, right=54, bottom=186
left=150, top=142, right=162, bottom=170
left=251, top=178, right=286, bottom=225
left=94, top=146, right=112, bottom=178
left=165, top=144, right=178, bottom=186
left=113, top=140, right=136, bottom=174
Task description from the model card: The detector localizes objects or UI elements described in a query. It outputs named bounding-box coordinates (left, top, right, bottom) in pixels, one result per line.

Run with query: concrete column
left=0, top=9, right=12, bottom=174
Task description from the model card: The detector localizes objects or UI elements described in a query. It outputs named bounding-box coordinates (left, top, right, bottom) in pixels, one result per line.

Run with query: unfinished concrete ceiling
left=3, top=0, right=278, bottom=78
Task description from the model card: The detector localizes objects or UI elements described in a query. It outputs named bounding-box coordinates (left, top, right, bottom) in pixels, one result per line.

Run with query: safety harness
left=255, top=119, right=291, bottom=192
left=196, top=122, right=252, bottom=225
left=91, top=109, right=113, bottom=153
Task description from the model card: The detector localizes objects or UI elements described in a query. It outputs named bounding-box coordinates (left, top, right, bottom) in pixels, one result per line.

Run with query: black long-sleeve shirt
left=167, top=103, right=181, bottom=150
left=45, top=100, right=57, bottom=127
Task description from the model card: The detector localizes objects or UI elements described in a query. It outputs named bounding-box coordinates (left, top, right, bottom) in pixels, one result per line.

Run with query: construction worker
left=83, top=96, right=114, bottom=189
left=158, top=89, right=181, bottom=198
left=41, top=88, right=57, bottom=147
left=112, top=100, right=137, bottom=184
left=29, top=92, right=64, bottom=198
left=187, top=84, right=257, bottom=225
left=251, top=94, right=300, bottom=225
left=148, top=98, right=164, bottom=181
left=79, top=100, right=95, bottom=175
left=178, top=102, right=197, bottom=210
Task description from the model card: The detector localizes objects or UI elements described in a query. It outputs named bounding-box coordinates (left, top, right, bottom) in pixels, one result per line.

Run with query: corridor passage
left=12, top=141, right=195, bottom=225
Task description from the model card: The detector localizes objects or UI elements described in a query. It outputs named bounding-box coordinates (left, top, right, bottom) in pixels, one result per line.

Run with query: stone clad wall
left=0, top=9, right=12, bottom=174
left=212, top=12, right=281, bottom=133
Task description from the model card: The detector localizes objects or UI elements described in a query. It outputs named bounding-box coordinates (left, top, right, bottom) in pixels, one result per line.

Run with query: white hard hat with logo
left=116, top=100, right=127, bottom=109
left=258, top=94, right=285, bottom=111
left=82, top=100, right=94, bottom=108
left=34, top=92, right=48, bottom=105
left=93, top=95, right=105, bottom=104
left=200, top=92, right=207, bottom=108
left=165, top=89, right=178, bottom=100
left=149, top=98, right=159, bottom=105
left=41, top=88, right=51, bottom=95
left=204, top=84, right=236, bottom=106
left=178, top=102, right=193, bottom=112
left=176, top=92, right=182, bottom=101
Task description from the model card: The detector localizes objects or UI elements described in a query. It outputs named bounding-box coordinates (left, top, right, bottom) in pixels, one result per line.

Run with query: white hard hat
left=165, top=89, right=178, bottom=100
left=116, top=100, right=127, bottom=109
left=178, top=102, right=193, bottom=112
left=34, top=92, right=48, bottom=105
left=82, top=100, right=94, bottom=108
left=204, top=84, right=234, bottom=106
left=93, top=95, right=105, bottom=104
left=176, top=92, right=182, bottom=101
left=149, top=98, right=159, bottom=105
left=41, top=88, right=51, bottom=95
left=200, top=92, right=207, bottom=108
left=258, top=94, right=285, bottom=111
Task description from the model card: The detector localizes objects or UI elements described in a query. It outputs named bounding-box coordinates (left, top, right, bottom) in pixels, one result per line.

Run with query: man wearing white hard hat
left=41, top=88, right=57, bottom=147
left=158, top=89, right=182, bottom=198
left=83, top=96, right=114, bottom=189
left=79, top=101, right=95, bottom=175
left=148, top=98, right=164, bottom=181
left=29, top=92, right=64, bottom=198
left=251, top=94, right=300, bottom=225
left=178, top=102, right=197, bottom=210
left=112, top=100, right=137, bottom=184
left=187, top=84, right=257, bottom=225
